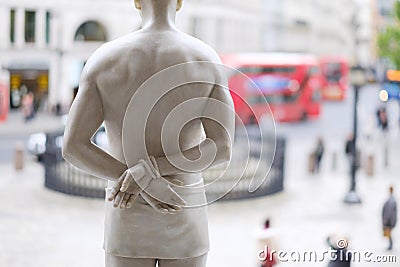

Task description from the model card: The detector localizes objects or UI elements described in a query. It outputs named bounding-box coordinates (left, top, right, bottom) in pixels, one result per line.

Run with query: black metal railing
left=43, top=130, right=285, bottom=201
left=43, top=131, right=108, bottom=198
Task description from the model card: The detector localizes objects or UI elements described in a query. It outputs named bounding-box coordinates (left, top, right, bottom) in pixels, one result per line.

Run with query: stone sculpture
left=62, top=0, right=235, bottom=266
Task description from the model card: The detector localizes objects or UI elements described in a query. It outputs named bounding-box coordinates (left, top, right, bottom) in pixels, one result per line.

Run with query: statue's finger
left=171, top=179, right=184, bottom=186
left=167, top=204, right=182, bottom=212
left=126, top=194, right=138, bottom=209
left=162, top=204, right=180, bottom=214
left=109, top=172, right=126, bottom=201
left=120, top=172, right=132, bottom=192
left=120, top=193, right=131, bottom=209
left=113, top=192, right=124, bottom=208
left=155, top=204, right=169, bottom=214
left=108, top=187, right=119, bottom=201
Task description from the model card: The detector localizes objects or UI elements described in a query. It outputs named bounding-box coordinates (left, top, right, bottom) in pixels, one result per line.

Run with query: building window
left=46, top=11, right=50, bottom=44
left=74, top=21, right=107, bottom=42
left=10, top=9, right=15, bottom=43
left=25, top=11, right=36, bottom=43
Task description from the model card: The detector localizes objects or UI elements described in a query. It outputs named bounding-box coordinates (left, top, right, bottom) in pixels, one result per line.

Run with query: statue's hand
left=140, top=178, right=186, bottom=214
left=108, top=159, right=187, bottom=212
left=108, top=165, right=145, bottom=209
left=140, top=191, right=182, bottom=214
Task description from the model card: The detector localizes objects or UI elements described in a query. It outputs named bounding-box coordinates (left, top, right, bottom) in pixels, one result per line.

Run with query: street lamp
left=344, top=65, right=366, bottom=204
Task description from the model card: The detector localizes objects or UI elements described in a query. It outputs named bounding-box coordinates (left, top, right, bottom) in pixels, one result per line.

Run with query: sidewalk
left=0, top=111, right=64, bottom=137
left=0, top=138, right=399, bottom=267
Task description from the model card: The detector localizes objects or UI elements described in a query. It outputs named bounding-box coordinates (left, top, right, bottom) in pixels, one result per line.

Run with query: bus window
left=308, top=66, right=320, bottom=75
left=325, top=63, right=342, bottom=82
left=240, top=66, right=297, bottom=75
left=249, top=93, right=299, bottom=105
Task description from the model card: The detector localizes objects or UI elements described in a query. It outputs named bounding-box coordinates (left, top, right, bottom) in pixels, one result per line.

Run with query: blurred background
left=0, top=0, right=400, bottom=266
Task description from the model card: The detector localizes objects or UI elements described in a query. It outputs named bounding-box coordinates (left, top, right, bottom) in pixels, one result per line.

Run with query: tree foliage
left=377, top=1, right=400, bottom=69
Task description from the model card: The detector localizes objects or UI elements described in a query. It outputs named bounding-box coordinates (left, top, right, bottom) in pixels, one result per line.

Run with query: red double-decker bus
left=221, top=53, right=322, bottom=123
left=319, top=56, right=349, bottom=101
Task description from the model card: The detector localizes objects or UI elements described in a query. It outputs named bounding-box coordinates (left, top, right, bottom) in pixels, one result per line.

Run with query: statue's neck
left=141, top=8, right=177, bottom=30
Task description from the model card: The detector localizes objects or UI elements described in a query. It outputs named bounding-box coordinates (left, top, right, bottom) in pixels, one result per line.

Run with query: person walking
left=382, top=186, right=397, bottom=250
left=21, top=92, right=35, bottom=122
left=376, top=107, right=389, bottom=132
left=344, top=134, right=360, bottom=174
left=314, top=137, right=324, bottom=174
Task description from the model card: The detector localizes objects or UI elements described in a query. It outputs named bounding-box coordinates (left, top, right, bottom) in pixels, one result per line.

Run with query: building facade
left=354, top=0, right=381, bottom=67
left=0, top=0, right=266, bottom=111
left=0, top=0, right=140, bottom=111
left=179, top=0, right=266, bottom=53
left=260, top=0, right=379, bottom=67
left=265, top=0, right=356, bottom=59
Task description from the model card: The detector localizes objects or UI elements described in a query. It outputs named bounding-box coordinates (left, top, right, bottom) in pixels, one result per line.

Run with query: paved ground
left=0, top=136, right=399, bottom=267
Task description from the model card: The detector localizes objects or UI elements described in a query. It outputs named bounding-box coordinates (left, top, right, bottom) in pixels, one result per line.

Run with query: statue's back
left=92, top=29, right=221, bottom=164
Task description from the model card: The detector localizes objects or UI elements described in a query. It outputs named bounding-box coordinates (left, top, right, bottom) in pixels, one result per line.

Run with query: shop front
left=8, top=67, right=49, bottom=111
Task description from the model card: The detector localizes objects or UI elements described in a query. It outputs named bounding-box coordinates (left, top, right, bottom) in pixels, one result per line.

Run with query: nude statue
left=62, top=0, right=235, bottom=266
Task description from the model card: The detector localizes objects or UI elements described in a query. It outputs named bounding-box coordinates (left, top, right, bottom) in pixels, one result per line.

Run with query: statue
left=62, top=0, right=235, bottom=266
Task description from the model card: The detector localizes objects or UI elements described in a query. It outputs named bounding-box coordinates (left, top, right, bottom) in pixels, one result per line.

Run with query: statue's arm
left=62, top=69, right=126, bottom=182
left=156, top=84, right=235, bottom=176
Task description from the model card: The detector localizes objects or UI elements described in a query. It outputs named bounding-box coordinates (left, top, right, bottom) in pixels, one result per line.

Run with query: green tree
left=377, top=1, right=400, bottom=69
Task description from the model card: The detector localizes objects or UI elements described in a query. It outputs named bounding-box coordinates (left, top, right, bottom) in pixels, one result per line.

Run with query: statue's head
left=134, top=0, right=183, bottom=11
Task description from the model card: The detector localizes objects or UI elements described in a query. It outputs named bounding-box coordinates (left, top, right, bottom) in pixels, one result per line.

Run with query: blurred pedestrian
left=376, top=107, right=390, bottom=168
left=345, top=134, right=354, bottom=158
left=376, top=107, right=388, bottom=132
left=21, top=92, right=35, bottom=122
left=344, top=134, right=360, bottom=172
left=257, top=219, right=277, bottom=267
left=344, top=134, right=354, bottom=172
left=313, top=137, right=324, bottom=174
left=382, top=186, right=397, bottom=250
left=326, top=235, right=351, bottom=267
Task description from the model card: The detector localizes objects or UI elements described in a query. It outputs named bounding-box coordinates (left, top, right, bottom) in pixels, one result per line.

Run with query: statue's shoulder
left=91, top=34, right=137, bottom=58
left=83, top=33, right=142, bottom=74
left=177, top=32, right=221, bottom=63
